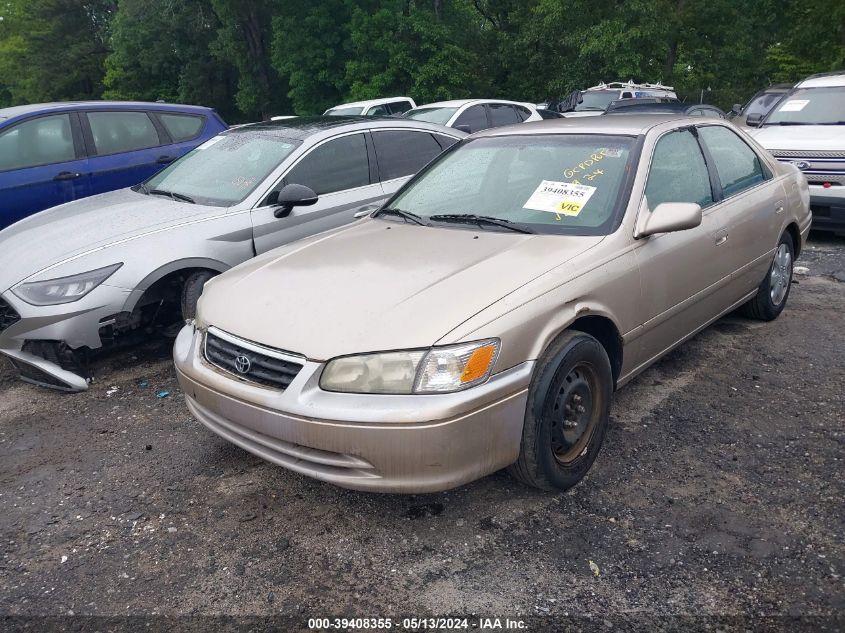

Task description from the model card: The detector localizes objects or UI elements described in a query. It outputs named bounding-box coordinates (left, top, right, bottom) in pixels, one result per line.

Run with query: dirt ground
left=1, top=234, right=843, bottom=633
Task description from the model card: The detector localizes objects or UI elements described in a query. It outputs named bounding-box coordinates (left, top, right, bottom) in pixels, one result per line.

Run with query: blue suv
left=0, top=101, right=227, bottom=230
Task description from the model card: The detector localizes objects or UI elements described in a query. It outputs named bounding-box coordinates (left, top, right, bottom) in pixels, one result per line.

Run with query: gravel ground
left=0, top=234, right=843, bottom=633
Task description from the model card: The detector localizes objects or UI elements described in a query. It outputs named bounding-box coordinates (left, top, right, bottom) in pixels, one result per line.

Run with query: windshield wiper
left=764, top=121, right=810, bottom=126
left=428, top=214, right=535, bottom=234
left=148, top=189, right=195, bottom=204
left=375, top=207, right=428, bottom=226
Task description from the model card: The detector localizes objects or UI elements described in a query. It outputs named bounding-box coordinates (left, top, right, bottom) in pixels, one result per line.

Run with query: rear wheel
left=508, top=331, right=612, bottom=491
left=740, top=232, right=794, bottom=321
left=180, top=270, right=217, bottom=321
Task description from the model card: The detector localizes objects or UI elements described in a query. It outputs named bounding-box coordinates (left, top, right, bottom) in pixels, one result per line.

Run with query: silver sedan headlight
left=12, top=263, right=123, bottom=306
left=320, top=339, right=500, bottom=394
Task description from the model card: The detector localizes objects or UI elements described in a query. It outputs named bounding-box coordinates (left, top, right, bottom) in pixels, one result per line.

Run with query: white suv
left=324, top=97, right=416, bottom=117
left=747, top=72, right=845, bottom=234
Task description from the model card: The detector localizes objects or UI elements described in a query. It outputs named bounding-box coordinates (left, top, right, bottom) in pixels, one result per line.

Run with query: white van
left=748, top=72, right=845, bottom=234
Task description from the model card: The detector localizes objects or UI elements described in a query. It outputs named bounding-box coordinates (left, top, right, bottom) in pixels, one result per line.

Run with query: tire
left=508, top=330, right=613, bottom=491
left=739, top=231, right=794, bottom=321
left=180, top=270, right=217, bottom=321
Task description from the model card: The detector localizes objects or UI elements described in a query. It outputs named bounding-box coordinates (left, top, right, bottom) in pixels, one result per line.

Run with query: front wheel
left=507, top=331, right=613, bottom=491
left=740, top=232, right=794, bottom=321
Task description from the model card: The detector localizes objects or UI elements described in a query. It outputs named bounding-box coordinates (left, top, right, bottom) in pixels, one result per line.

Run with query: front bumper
left=0, top=284, right=132, bottom=391
left=174, top=325, right=533, bottom=493
left=809, top=184, right=845, bottom=233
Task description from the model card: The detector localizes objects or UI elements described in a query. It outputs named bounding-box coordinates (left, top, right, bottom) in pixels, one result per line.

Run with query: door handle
left=156, top=155, right=176, bottom=164
left=714, top=229, right=729, bottom=246
left=775, top=205, right=785, bottom=214
left=353, top=204, right=380, bottom=219
left=53, top=171, right=81, bottom=181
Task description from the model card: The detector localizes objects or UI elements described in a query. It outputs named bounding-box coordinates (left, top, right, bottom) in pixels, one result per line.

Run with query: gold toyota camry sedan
left=174, top=115, right=811, bottom=493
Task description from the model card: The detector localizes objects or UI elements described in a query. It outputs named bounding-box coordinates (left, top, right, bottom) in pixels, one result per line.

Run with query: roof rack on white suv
left=584, top=80, right=675, bottom=92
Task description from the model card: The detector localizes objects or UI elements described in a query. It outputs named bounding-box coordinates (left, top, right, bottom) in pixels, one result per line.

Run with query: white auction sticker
left=523, top=180, right=597, bottom=217
left=778, top=99, right=810, bottom=112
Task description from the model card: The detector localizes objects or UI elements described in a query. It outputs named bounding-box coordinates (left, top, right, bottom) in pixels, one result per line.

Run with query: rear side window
left=387, top=101, right=412, bottom=115
left=372, top=130, right=442, bottom=181
left=368, top=104, right=389, bottom=116
left=645, top=129, right=714, bottom=211
left=515, top=105, right=532, bottom=121
left=697, top=126, right=766, bottom=196
left=88, top=111, right=160, bottom=155
left=488, top=103, right=520, bottom=128
left=432, top=133, right=459, bottom=150
left=453, top=105, right=488, bottom=133
left=285, top=133, right=370, bottom=195
left=0, top=114, right=76, bottom=170
left=159, top=113, right=204, bottom=142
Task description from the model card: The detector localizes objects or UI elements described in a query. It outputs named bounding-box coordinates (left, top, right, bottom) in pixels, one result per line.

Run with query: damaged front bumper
left=0, top=284, right=133, bottom=392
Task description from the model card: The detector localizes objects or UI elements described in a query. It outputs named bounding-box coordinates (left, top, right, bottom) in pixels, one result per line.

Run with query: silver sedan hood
left=0, top=188, right=223, bottom=290
left=199, top=219, right=604, bottom=361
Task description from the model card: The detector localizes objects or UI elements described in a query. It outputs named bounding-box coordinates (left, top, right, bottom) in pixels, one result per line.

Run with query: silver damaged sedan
left=0, top=117, right=464, bottom=390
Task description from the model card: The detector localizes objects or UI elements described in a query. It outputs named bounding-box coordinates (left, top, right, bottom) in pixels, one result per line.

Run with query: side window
left=514, top=105, right=532, bottom=121
left=488, top=103, right=520, bottom=128
left=372, top=130, right=443, bottom=181
left=0, top=114, right=76, bottom=171
left=452, top=105, right=488, bottom=133
left=388, top=101, right=412, bottom=115
left=697, top=126, right=767, bottom=196
left=88, top=111, right=160, bottom=155
left=621, top=92, right=633, bottom=99
left=644, top=129, right=714, bottom=211
left=368, top=105, right=389, bottom=116
left=158, top=113, right=205, bottom=142
left=432, top=133, right=459, bottom=150
left=285, top=133, right=369, bottom=195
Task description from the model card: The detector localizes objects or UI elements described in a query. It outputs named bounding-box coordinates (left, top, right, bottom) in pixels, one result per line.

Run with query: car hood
left=0, top=188, right=223, bottom=290
left=199, top=219, right=604, bottom=361
left=747, top=124, right=845, bottom=151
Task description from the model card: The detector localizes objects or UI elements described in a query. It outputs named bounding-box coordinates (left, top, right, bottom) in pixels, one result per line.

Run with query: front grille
left=204, top=329, right=303, bottom=390
left=771, top=149, right=845, bottom=159
left=0, top=298, right=21, bottom=334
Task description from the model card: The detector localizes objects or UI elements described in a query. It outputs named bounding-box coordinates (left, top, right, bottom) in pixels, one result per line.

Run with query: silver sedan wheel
left=769, top=243, right=792, bottom=306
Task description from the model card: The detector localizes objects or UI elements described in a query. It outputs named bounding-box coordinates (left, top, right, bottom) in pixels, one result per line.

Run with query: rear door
left=0, top=112, right=90, bottom=228
left=251, top=132, right=384, bottom=254
left=696, top=124, right=780, bottom=297
left=487, top=103, right=521, bottom=129
left=82, top=110, right=168, bottom=194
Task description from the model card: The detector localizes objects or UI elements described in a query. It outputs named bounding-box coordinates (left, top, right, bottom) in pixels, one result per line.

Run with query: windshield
left=325, top=106, right=364, bottom=116
left=142, top=132, right=301, bottom=206
left=385, top=134, right=635, bottom=235
left=575, top=92, right=617, bottom=111
left=403, top=107, right=459, bottom=125
left=765, top=87, right=845, bottom=125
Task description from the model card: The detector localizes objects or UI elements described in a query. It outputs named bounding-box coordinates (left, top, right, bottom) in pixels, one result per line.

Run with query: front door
left=251, top=132, right=385, bottom=254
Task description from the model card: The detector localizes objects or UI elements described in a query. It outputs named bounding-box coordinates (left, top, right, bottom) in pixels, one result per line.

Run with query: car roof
left=412, top=99, right=534, bottom=109
left=228, top=115, right=465, bottom=142
left=472, top=113, right=692, bottom=138
left=327, top=97, right=414, bottom=109
left=0, top=100, right=215, bottom=122
left=797, top=72, right=845, bottom=88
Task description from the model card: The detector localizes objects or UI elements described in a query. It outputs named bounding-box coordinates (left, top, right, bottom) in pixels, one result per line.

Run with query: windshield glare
left=386, top=135, right=634, bottom=235
left=765, top=87, right=845, bottom=124
left=326, top=106, right=364, bottom=116
left=575, top=92, right=617, bottom=111
left=403, top=107, right=458, bottom=125
left=143, top=133, right=301, bottom=207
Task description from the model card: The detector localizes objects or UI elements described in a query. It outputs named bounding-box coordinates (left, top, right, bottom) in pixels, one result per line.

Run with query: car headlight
left=12, top=263, right=123, bottom=306
left=320, top=339, right=500, bottom=394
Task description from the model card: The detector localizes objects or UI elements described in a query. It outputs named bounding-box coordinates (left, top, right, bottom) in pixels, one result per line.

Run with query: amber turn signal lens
left=460, top=344, right=497, bottom=383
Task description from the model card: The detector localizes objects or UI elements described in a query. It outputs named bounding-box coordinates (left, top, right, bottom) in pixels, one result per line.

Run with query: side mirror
left=454, top=124, right=472, bottom=134
left=745, top=112, right=763, bottom=127
left=636, top=202, right=702, bottom=238
left=270, top=183, right=318, bottom=218
left=731, top=103, right=743, bottom=115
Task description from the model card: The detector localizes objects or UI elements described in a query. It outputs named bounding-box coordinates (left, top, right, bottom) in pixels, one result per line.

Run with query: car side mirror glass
left=731, top=103, right=742, bottom=114
left=636, top=202, right=702, bottom=238
left=454, top=124, right=472, bottom=134
left=271, top=183, right=318, bottom=218
left=745, top=112, right=763, bottom=127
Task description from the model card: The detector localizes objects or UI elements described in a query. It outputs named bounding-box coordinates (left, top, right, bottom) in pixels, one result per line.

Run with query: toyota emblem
left=234, top=355, right=252, bottom=374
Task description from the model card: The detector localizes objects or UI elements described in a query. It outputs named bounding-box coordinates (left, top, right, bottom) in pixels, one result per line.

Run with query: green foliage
left=0, top=0, right=841, bottom=117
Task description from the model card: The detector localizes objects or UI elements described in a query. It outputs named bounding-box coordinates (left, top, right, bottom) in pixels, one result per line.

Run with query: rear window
left=88, top=111, right=160, bottom=154
left=403, top=107, right=458, bottom=126
left=159, top=113, right=204, bottom=142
